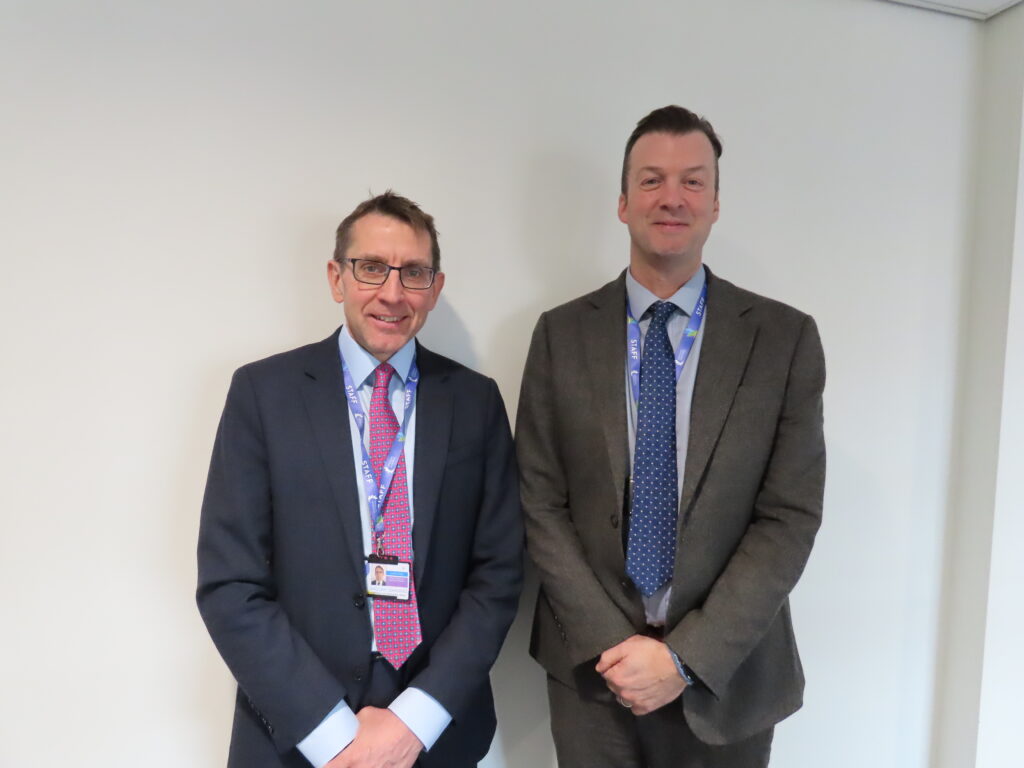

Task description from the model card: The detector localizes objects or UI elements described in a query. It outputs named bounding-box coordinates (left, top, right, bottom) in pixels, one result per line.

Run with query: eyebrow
left=356, top=253, right=432, bottom=267
left=636, top=165, right=710, bottom=176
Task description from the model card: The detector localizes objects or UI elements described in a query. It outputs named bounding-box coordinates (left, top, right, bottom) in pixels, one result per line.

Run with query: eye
left=404, top=266, right=424, bottom=279
left=362, top=261, right=388, bottom=275
left=639, top=176, right=661, bottom=189
left=685, top=178, right=705, bottom=190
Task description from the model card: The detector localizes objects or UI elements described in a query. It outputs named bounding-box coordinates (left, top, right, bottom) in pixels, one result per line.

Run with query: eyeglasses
left=343, top=258, right=437, bottom=290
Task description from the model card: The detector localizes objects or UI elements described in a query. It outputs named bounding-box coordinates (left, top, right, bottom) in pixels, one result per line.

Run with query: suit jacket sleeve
left=516, top=312, right=637, bottom=666
left=404, top=378, right=524, bottom=719
left=196, top=366, right=346, bottom=753
left=666, top=314, right=826, bottom=698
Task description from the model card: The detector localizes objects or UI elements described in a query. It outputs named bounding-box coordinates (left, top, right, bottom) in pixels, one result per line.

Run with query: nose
left=376, top=268, right=406, bottom=302
left=659, top=180, right=687, bottom=210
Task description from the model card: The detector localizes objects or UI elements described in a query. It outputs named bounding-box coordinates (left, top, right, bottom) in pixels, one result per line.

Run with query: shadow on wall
left=482, top=565, right=552, bottom=768
left=481, top=147, right=615, bottom=766
left=180, top=362, right=249, bottom=763
left=484, top=146, right=618, bottom=410
left=417, top=295, right=478, bottom=370
left=419, top=297, right=553, bottom=765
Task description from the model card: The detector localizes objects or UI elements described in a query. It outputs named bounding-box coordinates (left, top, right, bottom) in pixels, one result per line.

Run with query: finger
left=626, top=695, right=652, bottom=716
left=619, top=692, right=642, bottom=711
left=596, top=646, right=625, bottom=675
left=605, top=664, right=634, bottom=689
left=608, top=654, right=646, bottom=685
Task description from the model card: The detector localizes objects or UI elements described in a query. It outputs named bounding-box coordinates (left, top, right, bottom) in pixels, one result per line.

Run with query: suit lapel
left=582, top=273, right=630, bottom=517
left=411, top=343, right=452, bottom=584
left=680, top=269, right=757, bottom=519
left=300, top=330, right=367, bottom=580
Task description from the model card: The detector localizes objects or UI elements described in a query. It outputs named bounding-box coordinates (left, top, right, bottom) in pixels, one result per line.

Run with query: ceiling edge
left=882, top=0, right=1023, bottom=21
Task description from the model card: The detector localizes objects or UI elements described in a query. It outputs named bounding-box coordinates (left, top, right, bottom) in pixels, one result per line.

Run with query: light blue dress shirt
left=624, top=265, right=707, bottom=626
left=296, top=327, right=452, bottom=767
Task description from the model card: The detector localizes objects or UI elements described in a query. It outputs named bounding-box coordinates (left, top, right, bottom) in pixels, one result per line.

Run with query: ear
left=327, top=260, right=345, bottom=304
left=427, top=271, right=445, bottom=308
left=712, top=194, right=720, bottom=224
left=617, top=193, right=628, bottom=224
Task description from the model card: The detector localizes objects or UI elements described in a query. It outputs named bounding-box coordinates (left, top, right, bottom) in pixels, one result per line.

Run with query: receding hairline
left=333, top=190, right=441, bottom=270
left=622, top=129, right=721, bottom=195
left=346, top=214, right=436, bottom=262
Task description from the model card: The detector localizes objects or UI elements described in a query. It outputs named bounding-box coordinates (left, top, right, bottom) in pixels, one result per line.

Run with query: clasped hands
left=322, top=636, right=682, bottom=765
left=326, top=706, right=423, bottom=768
left=595, top=634, right=687, bottom=716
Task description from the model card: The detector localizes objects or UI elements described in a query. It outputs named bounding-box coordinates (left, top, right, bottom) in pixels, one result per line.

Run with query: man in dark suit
left=198, top=191, right=523, bottom=768
left=515, top=106, right=826, bottom=767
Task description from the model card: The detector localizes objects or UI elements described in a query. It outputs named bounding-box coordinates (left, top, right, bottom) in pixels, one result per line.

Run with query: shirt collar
left=337, top=326, right=417, bottom=387
left=625, top=264, right=706, bottom=320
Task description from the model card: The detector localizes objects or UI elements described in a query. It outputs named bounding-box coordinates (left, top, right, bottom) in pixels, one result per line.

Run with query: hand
left=326, top=706, right=423, bottom=768
left=596, top=634, right=687, bottom=715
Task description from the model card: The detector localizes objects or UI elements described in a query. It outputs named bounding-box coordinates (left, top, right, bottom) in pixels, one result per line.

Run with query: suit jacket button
left=353, top=594, right=366, bottom=609
left=610, top=513, right=619, bottom=528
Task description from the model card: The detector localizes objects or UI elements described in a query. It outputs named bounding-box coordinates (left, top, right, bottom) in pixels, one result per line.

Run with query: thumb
left=596, top=645, right=626, bottom=676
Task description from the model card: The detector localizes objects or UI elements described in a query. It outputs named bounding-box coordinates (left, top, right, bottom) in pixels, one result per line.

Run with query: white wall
left=0, top=1, right=987, bottom=766
left=973, top=6, right=1024, bottom=766
left=931, top=3, right=1024, bottom=766
left=976, top=116, right=1024, bottom=766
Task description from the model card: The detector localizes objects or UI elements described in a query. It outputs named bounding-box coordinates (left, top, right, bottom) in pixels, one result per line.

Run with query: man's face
left=618, top=130, right=720, bottom=266
left=374, top=566, right=385, bottom=581
left=327, top=213, right=444, bottom=362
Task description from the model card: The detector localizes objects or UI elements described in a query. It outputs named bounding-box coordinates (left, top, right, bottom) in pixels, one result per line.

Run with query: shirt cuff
left=297, top=699, right=359, bottom=767
left=388, top=687, right=453, bottom=751
left=667, top=647, right=696, bottom=686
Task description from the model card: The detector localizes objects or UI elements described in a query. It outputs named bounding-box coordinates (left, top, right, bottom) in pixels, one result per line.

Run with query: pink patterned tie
left=368, top=362, right=422, bottom=669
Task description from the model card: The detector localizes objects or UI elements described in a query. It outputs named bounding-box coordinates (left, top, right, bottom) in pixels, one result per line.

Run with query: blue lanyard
left=626, top=283, right=707, bottom=404
left=340, top=354, right=419, bottom=551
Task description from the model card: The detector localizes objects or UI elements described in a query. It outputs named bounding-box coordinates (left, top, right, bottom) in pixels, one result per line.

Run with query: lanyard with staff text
left=340, top=354, right=419, bottom=556
left=626, top=283, right=708, bottom=404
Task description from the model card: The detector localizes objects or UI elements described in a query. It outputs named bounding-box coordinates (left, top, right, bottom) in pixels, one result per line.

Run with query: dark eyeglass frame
left=343, top=258, right=437, bottom=290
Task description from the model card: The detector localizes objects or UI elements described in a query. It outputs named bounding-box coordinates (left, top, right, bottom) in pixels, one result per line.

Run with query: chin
left=369, top=343, right=401, bottom=361
left=649, top=248, right=692, bottom=262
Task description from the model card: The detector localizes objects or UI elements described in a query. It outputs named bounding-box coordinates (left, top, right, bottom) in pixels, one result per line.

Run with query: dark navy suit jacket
left=197, top=330, right=523, bottom=767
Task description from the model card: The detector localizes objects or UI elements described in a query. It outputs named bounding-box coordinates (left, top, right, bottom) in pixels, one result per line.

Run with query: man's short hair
left=333, top=190, right=441, bottom=270
left=621, top=106, right=723, bottom=196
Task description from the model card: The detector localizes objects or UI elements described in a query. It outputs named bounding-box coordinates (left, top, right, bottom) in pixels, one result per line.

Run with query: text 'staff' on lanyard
left=340, top=354, right=419, bottom=557
left=626, top=283, right=707, bottom=404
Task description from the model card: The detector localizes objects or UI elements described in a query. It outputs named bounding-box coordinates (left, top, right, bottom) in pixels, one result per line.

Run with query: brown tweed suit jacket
left=515, top=266, right=826, bottom=745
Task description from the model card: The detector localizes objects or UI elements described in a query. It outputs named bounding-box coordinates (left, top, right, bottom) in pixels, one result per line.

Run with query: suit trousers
left=547, top=675, right=773, bottom=768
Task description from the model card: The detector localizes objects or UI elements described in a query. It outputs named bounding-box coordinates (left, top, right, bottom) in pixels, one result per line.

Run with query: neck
left=629, top=252, right=702, bottom=299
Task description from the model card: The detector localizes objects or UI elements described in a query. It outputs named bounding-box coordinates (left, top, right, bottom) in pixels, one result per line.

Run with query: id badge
left=365, top=555, right=412, bottom=601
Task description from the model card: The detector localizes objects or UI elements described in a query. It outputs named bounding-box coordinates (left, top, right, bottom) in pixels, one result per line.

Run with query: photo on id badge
left=365, top=559, right=411, bottom=601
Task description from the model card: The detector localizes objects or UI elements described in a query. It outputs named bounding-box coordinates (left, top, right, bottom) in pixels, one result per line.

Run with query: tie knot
left=373, top=362, right=396, bottom=390
left=649, top=301, right=677, bottom=327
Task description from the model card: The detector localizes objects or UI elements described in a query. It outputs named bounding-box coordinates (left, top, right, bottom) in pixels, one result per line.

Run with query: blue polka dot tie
left=626, top=301, right=679, bottom=597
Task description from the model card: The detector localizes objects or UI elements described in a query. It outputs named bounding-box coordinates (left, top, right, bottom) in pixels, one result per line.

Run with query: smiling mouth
left=371, top=314, right=404, bottom=325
